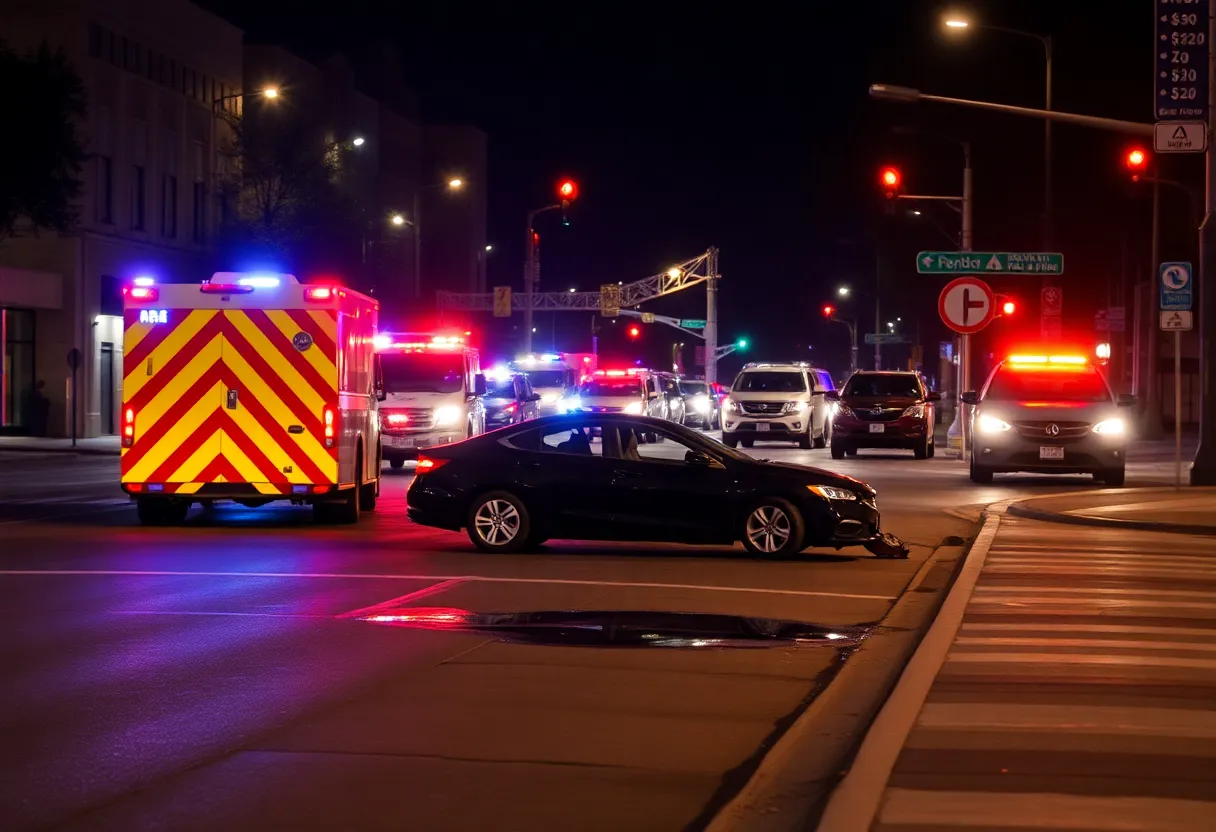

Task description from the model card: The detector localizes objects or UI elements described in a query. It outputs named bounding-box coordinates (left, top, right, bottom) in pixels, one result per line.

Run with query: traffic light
left=558, top=179, right=577, bottom=226
left=822, top=304, right=836, bottom=318
left=1125, top=148, right=1149, bottom=182
left=1002, top=300, right=1015, bottom=316
left=735, top=337, right=749, bottom=350
left=994, top=294, right=1015, bottom=317
left=880, top=166, right=901, bottom=199
left=628, top=325, right=641, bottom=339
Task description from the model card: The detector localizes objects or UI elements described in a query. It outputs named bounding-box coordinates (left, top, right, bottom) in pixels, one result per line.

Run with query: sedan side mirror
left=960, top=391, right=979, bottom=405
left=824, top=390, right=840, bottom=401
left=685, top=450, right=714, bottom=467
left=927, top=391, right=942, bottom=402
left=1116, top=393, right=1137, bottom=407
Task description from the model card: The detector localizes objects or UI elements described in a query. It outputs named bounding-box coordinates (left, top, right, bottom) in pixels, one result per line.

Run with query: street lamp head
left=352, top=137, right=365, bottom=147
left=837, top=286, right=850, bottom=297
left=390, top=214, right=405, bottom=226
left=944, top=18, right=970, bottom=29
left=262, top=87, right=279, bottom=99
left=568, top=287, right=576, bottom=293
left=667, top=267, right=682, bottom=279
left=910, top=210, right=922, bottom=216
left=448, top=178, right=464, bottom=189
left=869, top=84, right=921, bottom=103
left=485, top=244, right=493, bottom=252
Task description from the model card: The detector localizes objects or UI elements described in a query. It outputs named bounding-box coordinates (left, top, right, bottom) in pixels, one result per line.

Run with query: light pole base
left=945, top=410, right=963, bottom=458
left=1190, top=442, right=1216, bottom=485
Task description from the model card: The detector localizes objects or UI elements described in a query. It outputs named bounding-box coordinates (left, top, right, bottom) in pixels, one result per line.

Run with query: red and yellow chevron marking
left=121, top=308, right=339, bottom=492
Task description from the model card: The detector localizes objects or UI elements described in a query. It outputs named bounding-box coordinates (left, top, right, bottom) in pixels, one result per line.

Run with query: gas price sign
left=1156, top=0, right=1209, bottom=122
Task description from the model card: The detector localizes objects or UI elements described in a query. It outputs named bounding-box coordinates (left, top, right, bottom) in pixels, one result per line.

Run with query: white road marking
left=917, top=702, right=1216, bottom=738
left=960, top=622, right=1216, bottom=637
left=0, top=569, right=897, bottom=601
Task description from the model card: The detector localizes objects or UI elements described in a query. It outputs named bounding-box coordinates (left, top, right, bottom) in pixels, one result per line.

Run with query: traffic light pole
left=1190, top=0, right=1216, bottom=484
left=705, top=247, right=720, bottom=384
left=523, top=204, right=561, bottom=355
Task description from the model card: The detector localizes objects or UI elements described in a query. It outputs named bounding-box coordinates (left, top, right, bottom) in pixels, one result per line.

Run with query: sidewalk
left=0, top=435, right=120, bottom=455
left=818, top=496, right=1216, bottom=832
left=1010, top=487, right=1216, bottom=535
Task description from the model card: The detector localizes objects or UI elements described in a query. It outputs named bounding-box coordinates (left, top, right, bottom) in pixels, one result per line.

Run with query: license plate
left=387, top=437, right=415, bottom=449
left=1040, top=446, right=1064, bottom=460
left=756, top=423, right=771, bottom=432
left=869, top=423, right=885, bottom=434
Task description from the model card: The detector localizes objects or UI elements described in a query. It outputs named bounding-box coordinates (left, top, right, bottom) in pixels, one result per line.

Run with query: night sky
left=202, top=0, right=1184, bottom=380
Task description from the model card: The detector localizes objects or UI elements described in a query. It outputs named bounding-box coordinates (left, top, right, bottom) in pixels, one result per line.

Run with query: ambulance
left=375, top=333, right=487, bottom=466
left=120, top=273, right=381, bottom=525
left=507, top=352, right=590, bottom=416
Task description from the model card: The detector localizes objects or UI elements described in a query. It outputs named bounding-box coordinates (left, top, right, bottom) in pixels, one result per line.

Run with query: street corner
left=1007, top=486, right=1216, bottom=535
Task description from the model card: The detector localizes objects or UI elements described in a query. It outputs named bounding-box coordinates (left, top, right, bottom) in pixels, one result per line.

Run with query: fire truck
left=120, top=273, right=381, bottom=525
left=375, top=333, right=487, bottom=466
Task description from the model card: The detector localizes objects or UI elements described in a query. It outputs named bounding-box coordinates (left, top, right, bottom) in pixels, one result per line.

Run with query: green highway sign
left=917, top=251, right=1064, bottom=275
left=680, top=318, right=707, bottom=329
left=864, top=333, right=908, bottom=345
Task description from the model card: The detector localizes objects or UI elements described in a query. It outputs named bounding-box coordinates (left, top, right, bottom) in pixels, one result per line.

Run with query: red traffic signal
left=822, top=304, right=836, bottom=318
left=995, top=294, right=1016, bottom=317
left=880, top=166, right=901, bottom=199
left=1125, top=148, right=1148, bottom=182
left=1002, top=300, right=1015, bottom=316
left=558, top=180, right=578, bottom=200
left=628, top=325, right=641, bottom=338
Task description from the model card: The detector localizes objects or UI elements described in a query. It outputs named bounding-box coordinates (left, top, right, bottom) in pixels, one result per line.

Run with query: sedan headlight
left=1092, top=418, right=1125, bottom=435
left=623, top=401, right=643, bottom=414
left=690, top=394, right=711, bottom=413
left=434, top=405, right=462, bottom=426
left=902, top=404, right=925, bottom=419
left=977, top=414, right=1012, bottom=434
left=723, top=398, right=739, bottom=413
left=808, top=485, right=858, bottom=501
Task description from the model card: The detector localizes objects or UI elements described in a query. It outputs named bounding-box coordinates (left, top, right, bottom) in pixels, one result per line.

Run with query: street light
left=837, top=286, right=850, bottom=297
left=485, top=244, right=493, bottom=252
left=412, top=177, right=467, bottom=300
left=262, top=87, right=279, bottom=99
left=390, top=214, right=405, bottom=226
left=667, top=267, right=682, bottom=279
left=942, top=14, right=1052, bottom=247
left=352, top=136, right=365, bottom=147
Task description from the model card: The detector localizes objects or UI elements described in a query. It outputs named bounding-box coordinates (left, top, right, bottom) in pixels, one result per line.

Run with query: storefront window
left=1, top=309, right=37, bottom=433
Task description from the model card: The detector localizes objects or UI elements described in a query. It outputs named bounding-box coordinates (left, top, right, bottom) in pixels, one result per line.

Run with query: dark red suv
left=826, top=371, right=940, bottom=460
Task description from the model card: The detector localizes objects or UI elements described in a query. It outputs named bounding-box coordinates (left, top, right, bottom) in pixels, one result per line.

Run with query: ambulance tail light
left=123, top=407, right=136, bottom=447
left=124, top=285, right=159, bottom=302
left=304, top=286, right=336, bottom=302
left=324, top=407, right=336, bottom=447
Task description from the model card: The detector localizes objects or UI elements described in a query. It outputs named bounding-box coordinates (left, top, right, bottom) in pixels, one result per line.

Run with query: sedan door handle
left=614, top=469, right=643, bottom=479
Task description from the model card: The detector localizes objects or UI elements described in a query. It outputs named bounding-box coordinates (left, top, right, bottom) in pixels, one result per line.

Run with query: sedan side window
left=621, top=423, right=720, bottom=466
left=539, top=424, right=602, bottom=457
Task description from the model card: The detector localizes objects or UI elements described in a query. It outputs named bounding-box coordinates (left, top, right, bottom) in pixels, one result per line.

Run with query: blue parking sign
left=1160, top=262, right=1193, bottom=312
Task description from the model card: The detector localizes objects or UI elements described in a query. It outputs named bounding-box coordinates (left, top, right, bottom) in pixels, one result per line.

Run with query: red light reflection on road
left=360, top=607, right=471, bottom=628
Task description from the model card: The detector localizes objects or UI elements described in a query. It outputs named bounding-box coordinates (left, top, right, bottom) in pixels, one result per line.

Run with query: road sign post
left=916, top=251, right=1064, bottom=275
left=66, top=348, right=81, bottom=447
left=679, top=318, right=707, bottom=329
left=1160, top=262, right=1194, bottom=488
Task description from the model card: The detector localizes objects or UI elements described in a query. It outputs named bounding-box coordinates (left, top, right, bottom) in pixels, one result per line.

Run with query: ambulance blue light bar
left=237, top=275, right=282, bottom=288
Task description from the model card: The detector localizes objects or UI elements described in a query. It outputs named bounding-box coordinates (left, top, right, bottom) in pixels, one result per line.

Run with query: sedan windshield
left=525, top=369, right=567, bottom=388
left=680, top=381, right=709, bottom=396
left=732, top=372, right=806, bottom=393
left=380, top=352, right=464, bottom=394
left=484, top=377, right=517, bottom=398
left=985, top=368, right=1111, bottom=402
left=843, top=374, right=922, bottom=398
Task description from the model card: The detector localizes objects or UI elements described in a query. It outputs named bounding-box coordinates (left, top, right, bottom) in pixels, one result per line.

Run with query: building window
left=192, top=182, right=206, bottom=243
left=87, top=23, right=102, bottom=59
left=161, top=175, right=177, bottom=238
left=95, top=156, right=112, bottom=223
left=130, top=166, right=145, bottom=229
left=0, top=308, right=37, bottom=432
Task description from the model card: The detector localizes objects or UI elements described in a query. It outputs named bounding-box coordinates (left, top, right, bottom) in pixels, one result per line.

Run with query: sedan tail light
left=416, top=456, right=451, bottom=473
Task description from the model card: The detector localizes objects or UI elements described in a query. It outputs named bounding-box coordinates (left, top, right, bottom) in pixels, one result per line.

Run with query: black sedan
left=406, top=413, right=885, bottom=557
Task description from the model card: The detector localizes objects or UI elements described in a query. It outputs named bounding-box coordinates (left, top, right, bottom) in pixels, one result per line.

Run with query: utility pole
left=1146, top=179, right=1163, bottom=438
left=960, top=143, right=974, bottom=461
left=705, top=246, right=720, bottom=384
left=873, top=253, right=881, bottom=370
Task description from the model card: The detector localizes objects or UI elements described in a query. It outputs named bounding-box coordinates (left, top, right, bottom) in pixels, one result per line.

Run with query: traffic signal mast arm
left=436, top=249, right=713, bottom=311
left=615, top=309, right=705, bottom=339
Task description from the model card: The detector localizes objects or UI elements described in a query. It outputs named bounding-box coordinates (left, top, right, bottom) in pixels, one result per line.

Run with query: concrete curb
left=1006, top=487, right=1216, bottom=537
left=814, top=502, right=1007, bottom=832
left=0, top=445, right=119, bottom=457
left=703, top=535, right=975, bottom=832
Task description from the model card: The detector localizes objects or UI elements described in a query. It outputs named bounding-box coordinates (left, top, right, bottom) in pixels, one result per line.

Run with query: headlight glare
left=977, top=414, right=1012, bottom=434
left=723, top=398, right=739, bottom=413
left=789, top=401, right=809, bottom=414
left=623, top=401, right=643, bottom=414
left=1092, top=418, right=1125, bottom=435
left=902, top=404, right=925, bottom=419
left=434, top=405, right=462, bottom=426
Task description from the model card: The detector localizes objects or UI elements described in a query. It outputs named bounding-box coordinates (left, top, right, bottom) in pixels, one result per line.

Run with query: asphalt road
left=0, top=439, right=1179, bottom=831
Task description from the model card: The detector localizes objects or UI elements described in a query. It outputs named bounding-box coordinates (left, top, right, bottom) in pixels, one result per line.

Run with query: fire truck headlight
left=435, top=405, right=462, bottom=426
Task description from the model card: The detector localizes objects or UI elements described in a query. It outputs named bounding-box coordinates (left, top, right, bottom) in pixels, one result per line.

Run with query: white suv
left=722, top=362, right=834, bottom=450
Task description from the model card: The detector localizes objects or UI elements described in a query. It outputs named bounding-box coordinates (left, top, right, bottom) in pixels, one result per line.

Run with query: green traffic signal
left=736, top=338, right=749, bottom=350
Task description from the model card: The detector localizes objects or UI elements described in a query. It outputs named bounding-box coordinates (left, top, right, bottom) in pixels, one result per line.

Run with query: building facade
left=0, top=0, right=243, bottom=437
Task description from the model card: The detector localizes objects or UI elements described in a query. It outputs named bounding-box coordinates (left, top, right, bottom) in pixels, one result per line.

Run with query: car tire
left=360, top=480, right=378, bottom=512
left=389, top=459, right=404, bottom=469
left=740, top=497, right=806, bottom=558
left=927, top=438, right=936, bottom=459
left=799, top=431, right=814, bottom=450
left=969, top=458, right=994, bottom=484
left=723, top=434, right=739, bottom=448
left=164, top=499, right=190, bottom=525
left=1100, top=467, right=1126, bottom=487
left=846, top=448, right=858, bottom=457
left=914, top=434, right=931, bottom=460
left=830, top=441, right=846, bottom=460
left=466, top=490, right=533, bottom=554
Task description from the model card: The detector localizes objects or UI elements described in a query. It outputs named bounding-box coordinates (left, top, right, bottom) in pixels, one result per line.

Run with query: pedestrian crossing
left=872, top=517, right=1216, bottom=832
